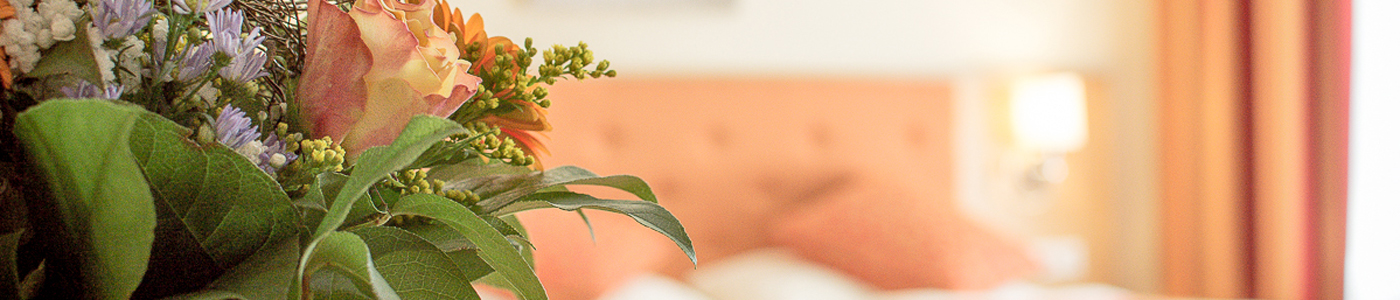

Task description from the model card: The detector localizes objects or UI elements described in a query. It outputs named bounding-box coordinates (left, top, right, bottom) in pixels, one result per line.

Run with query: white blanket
left=598, top=249, right=1134, bottom=300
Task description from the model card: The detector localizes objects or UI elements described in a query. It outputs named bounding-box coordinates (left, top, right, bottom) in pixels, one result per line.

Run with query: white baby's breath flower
left=50, top=18, right=75, bottom=41
left=2, top=19, right=40, bottom=72
left=0, top=0, right=86, bottom=74
left=36, top=0, right=83, bottom=22
left=85, top=25, right=116, bottom=83
left=34, top=28, right=52, bottom=48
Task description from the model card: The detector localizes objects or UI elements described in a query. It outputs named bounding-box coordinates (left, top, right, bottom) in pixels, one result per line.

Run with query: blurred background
left=443, top=0, right=1398, bottom=299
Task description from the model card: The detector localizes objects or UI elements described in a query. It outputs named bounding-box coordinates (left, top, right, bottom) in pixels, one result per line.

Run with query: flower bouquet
left=0, top=0, right=693, bottom=298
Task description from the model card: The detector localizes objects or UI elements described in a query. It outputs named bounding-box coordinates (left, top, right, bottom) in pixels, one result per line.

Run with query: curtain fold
left=1157, top=0, right=1349, bottom=299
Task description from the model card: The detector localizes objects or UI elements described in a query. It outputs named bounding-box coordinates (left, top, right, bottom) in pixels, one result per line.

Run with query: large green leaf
left=500, top=192, right=695, bottom=264
left=352, top=226, right=480, bottom=300
left=394, top=215, right=530, bottom=282
left=393, top=222, right=492, bottom=281
left=297, top=232, right=399, bottom=299
left=162, top=238, right=301, bottom=300
left=126, top=112, right=302, bottom=296
left=389, top=194, right=546, bottom=300
left=13, top=99, right=156, bottom=298
left=459, top=166, right=657, bottom=214
left=29, top=25, right=104, bottom=86
left=297, top=116, right=465, bottom=299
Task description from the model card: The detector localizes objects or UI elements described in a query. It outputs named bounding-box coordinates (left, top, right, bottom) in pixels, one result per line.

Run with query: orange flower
left=0, top=0, right=15, bottom=89
left=483, top=99, right=551, bottom=160
left=298, top=0, right=481, bottom=157
left=433, top=1, right=551, bottom=167
left=432, top=1, right=519, bottom=74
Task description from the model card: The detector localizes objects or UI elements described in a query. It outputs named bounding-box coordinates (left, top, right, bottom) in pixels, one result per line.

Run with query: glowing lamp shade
left=1009, top=73, right=1088, bottom=153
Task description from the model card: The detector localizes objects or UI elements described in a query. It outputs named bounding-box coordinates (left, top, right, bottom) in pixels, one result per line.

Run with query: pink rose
left=298, top=0, right=481, bottom=157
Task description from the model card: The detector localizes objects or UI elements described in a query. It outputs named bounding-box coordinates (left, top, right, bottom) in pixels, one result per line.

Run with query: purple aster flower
left=214, top=105, right=295, bottom=174
left=178, top=42, right=215, bottom=82
left=92, top=0, right=155, bottom=39
left=62, top=81, right=124, bottom=99
left=215, top=104, right=261, bottom=149
left=257, top=135, right=298, bottom=174
left=205, top=9, right=256, bottom=56
left=205, top=9, right=269, bottom=83
left=173, top=0, right=233, bottom=15
left=219, top=49, right=269, bottom=84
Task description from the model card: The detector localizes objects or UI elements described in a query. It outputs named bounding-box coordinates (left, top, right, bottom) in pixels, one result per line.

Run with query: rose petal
left=298, top=0, right=373, bottom=143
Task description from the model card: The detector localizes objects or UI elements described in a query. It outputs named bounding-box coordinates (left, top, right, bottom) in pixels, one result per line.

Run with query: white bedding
left=597, top=249, right=1135, bottom=300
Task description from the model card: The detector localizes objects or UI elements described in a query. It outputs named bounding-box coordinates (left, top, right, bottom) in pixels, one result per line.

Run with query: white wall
left=451, top=0, right=1159, bottom=292
left=1347, top=1, right=1400, bottom=299
left=453, top=0, right=1124, bottom=77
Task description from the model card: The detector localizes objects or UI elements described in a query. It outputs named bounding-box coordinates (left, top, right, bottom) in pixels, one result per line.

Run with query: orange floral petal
left=0, top=1, right=15, bottom=20
left=481, top=100, right=551, bottom=132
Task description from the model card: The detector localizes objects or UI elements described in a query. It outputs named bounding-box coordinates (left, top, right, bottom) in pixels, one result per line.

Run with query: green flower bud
left=196, top=124, right=216, bottom=145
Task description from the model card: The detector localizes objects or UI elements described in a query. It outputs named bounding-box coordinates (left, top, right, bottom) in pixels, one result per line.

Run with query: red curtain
left=1157, top=0, right=1349, bottom=299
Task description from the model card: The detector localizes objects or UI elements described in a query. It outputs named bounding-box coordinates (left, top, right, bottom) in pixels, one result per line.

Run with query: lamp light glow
left=1009, top=72, right=1088, bottom=153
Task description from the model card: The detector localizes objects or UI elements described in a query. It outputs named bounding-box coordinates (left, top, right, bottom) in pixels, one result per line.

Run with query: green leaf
left=298, top=116, right=465, bottom=298
left=310, top=116, right=466, bottom=240
left=162, top=238, right=301, bottom=300
left=404, top=131, right=492, bottom=170
left=460, top=166, right=657, bottom=214
left=29, top=25, right=104, bottom=86
left=501, top=192, right=696, bottom=264
left=0, top=229, right=23, bottom=299
left=296, top=173, right=382, bottom=232
left=298, top=232, right=399, bottom=299
left=424, top=161, right=531, bottom=183
left=393, top=223, right=492, bottom=281
left=467, top=215, right=534, bottom=291
left=13, top=99, right=156, bottom=298
left=351, top=226, right=481, bottom=300
left=390, top=194, right=546, bottom=300
left=500, top=216, right=534, bottom=268
left=126, top=112, right=302, bottom=296
left=575, top=210, right=596, bottom=243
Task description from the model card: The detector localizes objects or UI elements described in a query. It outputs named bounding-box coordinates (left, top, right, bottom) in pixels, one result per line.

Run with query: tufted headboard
left=515, top=78, right=964, bottom=300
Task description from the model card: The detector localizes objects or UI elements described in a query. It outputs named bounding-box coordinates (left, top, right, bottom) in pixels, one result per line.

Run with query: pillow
left=767, top=172, right=1039, bottom=290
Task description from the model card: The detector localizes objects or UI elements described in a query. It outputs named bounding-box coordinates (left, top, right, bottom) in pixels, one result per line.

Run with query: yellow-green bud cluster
left=291, top=137, right=346, bottom=174
left=455, top=38, right=614, bottom=126
left=274, top=123, right=304, bottom=152
left=382, top=169, right=476, bottom=227
left=539, top=42, right=615, bottom=84
left=462, top=122, right=535, bottom=167
left=388, top=169, right=480, bottom=204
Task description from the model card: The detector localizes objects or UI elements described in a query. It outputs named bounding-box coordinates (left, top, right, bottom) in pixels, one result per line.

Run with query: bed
left=510, top=78, right=1150, bottom=300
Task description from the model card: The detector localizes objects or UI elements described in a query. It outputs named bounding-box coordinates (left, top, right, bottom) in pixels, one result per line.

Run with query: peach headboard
left=515, top=78, right=956, bottom=300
